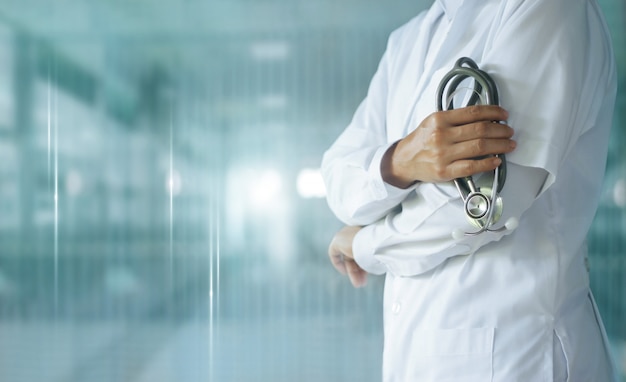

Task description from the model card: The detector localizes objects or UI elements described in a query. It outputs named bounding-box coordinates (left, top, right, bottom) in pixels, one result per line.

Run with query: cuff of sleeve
left=353, top=224, right=388, bottom=275
left=367, top=143, right=416, bottom=201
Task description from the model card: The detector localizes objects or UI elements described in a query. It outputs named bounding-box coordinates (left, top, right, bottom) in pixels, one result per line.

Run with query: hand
left=328, top=226, right=367, bottom=288
left=382, top=105, right=516, bottom=188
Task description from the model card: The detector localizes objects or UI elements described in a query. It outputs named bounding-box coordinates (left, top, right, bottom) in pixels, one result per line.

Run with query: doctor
left=321, top=0, right=618, bottom=381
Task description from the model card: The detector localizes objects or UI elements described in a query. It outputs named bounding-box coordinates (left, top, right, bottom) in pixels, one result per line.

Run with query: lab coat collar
left=436, top=0, right=463, bottom=21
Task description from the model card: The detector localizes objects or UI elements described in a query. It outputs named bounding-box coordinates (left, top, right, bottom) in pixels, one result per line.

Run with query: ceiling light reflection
left=296, top=168, right=326, bottom=199
left=167, top=169, right=182, bottom=196
left=250, top=169, right=283, bottom=207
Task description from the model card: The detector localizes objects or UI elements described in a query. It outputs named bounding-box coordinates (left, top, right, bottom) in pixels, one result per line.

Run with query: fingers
left=329, top=249, right=368, bottom=288
left=387, top=106, right=515, bottom=184
left=447, top=136, right=516, bottom=161
left=442, top=105, right=509, bottom=126
left=449, top=121, right=514, bottom=143
left=345, top=259, right=368, bottom=288
left=327, top=226, right=368, bottom=288
left=443, top=120, right=515, bottom=179
left=447, top=156, right=504, bottom=179
left=328, top=250, right=347, bottom=275
left=432, top=110, right=515, bottom=180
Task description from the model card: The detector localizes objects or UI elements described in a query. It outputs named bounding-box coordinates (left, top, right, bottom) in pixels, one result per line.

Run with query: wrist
left=381, top=141, right=418, bottom=189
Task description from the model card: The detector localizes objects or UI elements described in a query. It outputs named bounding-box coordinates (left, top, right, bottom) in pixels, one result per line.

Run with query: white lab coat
left=321, top=0, right=618, bottom=381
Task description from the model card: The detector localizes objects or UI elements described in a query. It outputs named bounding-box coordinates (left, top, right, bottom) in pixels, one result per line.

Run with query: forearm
left=353, top=163, right=547, bottom=276
left=322, top=133, right=416, bottom=226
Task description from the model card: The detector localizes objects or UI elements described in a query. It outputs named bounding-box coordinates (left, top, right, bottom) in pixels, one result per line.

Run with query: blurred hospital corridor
left=0, top=0, right=625, bottom=381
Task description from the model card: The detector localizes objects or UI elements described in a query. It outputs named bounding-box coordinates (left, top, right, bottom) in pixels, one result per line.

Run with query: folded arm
left=352, top=163, right=547, bottom=276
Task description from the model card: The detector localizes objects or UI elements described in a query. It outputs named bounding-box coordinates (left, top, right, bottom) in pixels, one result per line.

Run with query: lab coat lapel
left=430, top=1, right=483, bottom=66
left=391, top=6, right=443, bottom=142
left=400, top=1, right=483, bottom=136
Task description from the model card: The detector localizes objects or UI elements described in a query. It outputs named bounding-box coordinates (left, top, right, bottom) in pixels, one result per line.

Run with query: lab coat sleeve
left=481, top=0, right=617, bottom=194
left=353, top=163, right=547, bottom=276
left=321, top=32, right=417, bottom=226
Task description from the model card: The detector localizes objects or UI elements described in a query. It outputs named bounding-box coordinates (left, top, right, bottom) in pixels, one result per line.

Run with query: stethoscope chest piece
left=465, top=187, right=503, bottom=229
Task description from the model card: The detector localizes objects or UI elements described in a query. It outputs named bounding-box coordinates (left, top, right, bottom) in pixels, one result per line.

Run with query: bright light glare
left=250, top=169, right=283, bottom=206
left=167, top=170, right=182, bottom=196
left=297, top=168, right=326, bottom=198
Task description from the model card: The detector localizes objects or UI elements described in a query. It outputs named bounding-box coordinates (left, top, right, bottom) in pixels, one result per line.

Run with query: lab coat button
left=392, top=302, right=402, bottom=315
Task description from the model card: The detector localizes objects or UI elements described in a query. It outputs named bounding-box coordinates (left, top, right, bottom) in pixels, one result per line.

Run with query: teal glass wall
left=0, top=1, right=623, bottom=381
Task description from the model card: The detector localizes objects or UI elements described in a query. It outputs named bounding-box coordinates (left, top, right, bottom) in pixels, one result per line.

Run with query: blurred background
left=0, top=0, right=623, bottom=381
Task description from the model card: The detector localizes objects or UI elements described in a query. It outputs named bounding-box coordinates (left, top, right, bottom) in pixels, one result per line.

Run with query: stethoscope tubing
left=436, top=57, right=507, bottom=236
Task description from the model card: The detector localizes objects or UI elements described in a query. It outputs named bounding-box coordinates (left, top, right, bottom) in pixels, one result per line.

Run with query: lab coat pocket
left=407, top=327, right=494, bottom=382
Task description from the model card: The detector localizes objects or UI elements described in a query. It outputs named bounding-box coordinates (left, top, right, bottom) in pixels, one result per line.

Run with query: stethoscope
left=436, top=57, right=517, bottom=239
